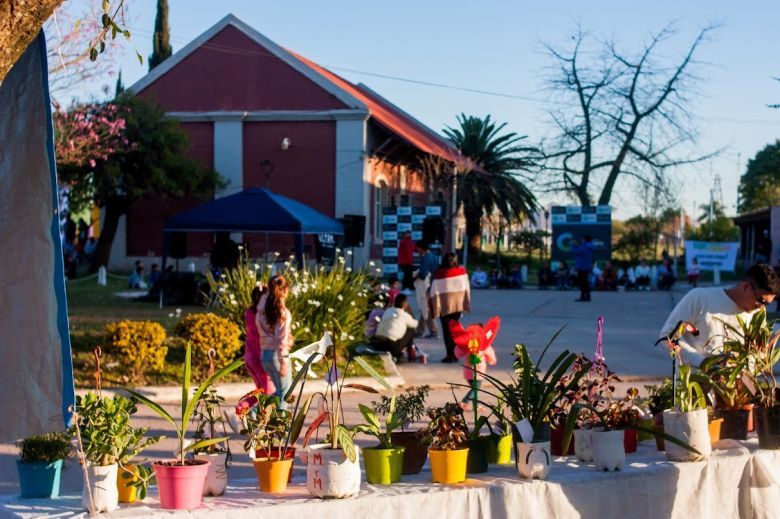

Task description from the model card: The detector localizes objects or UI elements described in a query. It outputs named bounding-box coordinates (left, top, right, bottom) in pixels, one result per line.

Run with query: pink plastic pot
left=153, top=460, right=210, bottom=510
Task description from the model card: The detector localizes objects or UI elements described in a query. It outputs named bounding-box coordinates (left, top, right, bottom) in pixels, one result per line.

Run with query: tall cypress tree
left=148, top=0, right=173, bottom=70
left=114, top=70, right=125, bottom=98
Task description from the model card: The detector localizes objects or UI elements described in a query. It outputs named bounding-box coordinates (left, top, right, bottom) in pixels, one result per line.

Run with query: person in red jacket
left=398, top=231, right=415, bottom=292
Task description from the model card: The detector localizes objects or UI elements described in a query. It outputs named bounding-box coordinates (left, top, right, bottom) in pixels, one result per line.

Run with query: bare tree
left=539, top=24, right=719, bottom=207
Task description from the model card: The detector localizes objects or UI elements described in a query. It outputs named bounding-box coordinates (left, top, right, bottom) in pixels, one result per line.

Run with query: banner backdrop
left=0, top=32, right=74, bottom=440
left=685, top=241, right=740, bottom=272
left=551, top=206, right=612, bottom=264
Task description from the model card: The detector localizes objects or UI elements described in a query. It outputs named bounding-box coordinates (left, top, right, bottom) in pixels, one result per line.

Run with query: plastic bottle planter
left=591, top=430, right=625, bottom=472
left=305, top=444, right=362, bottom=498
left=663, top=409, right=711, bottom=462
left=81, top=463, right=119, bottom=513
left=194, top=453, right=228, bottom=496
left=362, top=447, right=405, bottom=484
left=515, top=441, right=551, bottom=480
left=17, top=460, right=63, bottom=499
left=755, top=406, right=780, bottom=450
left=153, top=460, right=210, bottom=510
left=573, top=429, right=593, bottom=462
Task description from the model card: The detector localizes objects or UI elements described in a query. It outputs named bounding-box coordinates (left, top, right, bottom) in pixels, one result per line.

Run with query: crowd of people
left=536, top=257, right=687, bottom=293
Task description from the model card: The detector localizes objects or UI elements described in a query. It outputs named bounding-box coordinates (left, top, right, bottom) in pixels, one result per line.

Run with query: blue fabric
left=261, top=350, right=291, bottom=411
left=416, top=252, right=439, bottom=281
left=165, top=188, right=344, bottom=235
left=572, top=241, right=594, bottom=271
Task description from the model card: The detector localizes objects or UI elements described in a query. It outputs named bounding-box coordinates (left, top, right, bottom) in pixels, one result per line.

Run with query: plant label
left=516, top=419, right=534, bottom=443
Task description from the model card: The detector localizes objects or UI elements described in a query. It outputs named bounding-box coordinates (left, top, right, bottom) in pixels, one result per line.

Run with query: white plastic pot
left=306, top=443, right=361, bottom=498
left=515, top=441, right=551, bottom=480
left=194, top=452, right=228, bottom=496
left=663, top=409, right=711, bottom=462
left=81, top=463, right=119, bottom=513
left=591, top=429, right=625, bottom=472
left=574, top=428, right=593, bottom=462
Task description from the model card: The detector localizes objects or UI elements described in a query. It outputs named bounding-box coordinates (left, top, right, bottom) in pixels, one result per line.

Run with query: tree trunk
left=0, top=0, right=65, bottom=84
left=90, top=198, right=127, bottom=273
left=465, top=206, right=483, bottom=254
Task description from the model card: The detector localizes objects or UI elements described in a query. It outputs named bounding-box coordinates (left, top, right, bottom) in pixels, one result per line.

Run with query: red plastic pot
left=623, top=428, right=637, bottom=454
left=550, top=425, right=575, bottom=456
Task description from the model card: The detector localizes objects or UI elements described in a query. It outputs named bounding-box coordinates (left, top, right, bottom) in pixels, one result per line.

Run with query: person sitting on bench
left=371, top=293, right=418, bottom=364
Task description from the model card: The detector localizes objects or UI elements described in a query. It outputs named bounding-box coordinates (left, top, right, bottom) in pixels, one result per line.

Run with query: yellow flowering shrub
left=104, top=320, right=168, bottom=381
left=173, top=313, right=242, bottom=370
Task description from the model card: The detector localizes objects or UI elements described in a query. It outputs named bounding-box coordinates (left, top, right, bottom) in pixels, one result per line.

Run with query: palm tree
left=443, top=114, right=538, bottom=253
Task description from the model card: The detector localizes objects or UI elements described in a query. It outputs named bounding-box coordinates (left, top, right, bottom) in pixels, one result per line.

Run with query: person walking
left=256, top=274, right=293, bottom=410
left=571, top=235, right=594, bottom=302
left=429, top=252, right=471, bottom=363
left=398, top=231, right=416, bottom=293
left=414, top=241, right=439, bottom=338
left=244, top=285, right=271, bottom=393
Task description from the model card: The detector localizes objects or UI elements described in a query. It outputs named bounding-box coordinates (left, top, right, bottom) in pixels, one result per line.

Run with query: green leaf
left=284, top=352, right=321, bottom=401
left=123, top=29, right=131, bottom=39
left=337, top=425, right=356, bottom=463
left=89, top=47, right=98, bottom=61
left=354, top=356, right=392, bottom=391
left=74, top=19, right=82, bottom=31
left=125, top=389, right=178, bottom=436
left=358, top=404, right=381, bottom=430
left=288, top=394, right=314, bottom=445
left=187, top=437, right=229, bottom=453
left=135, top=50, right=143, bottom=65
left=182, top=343, right=191, bottom=423
left=183, top=358, right=244, bottom=434
left=102, top=0, right=110, bottom=12
left=101, top=13, right=110, bottom=28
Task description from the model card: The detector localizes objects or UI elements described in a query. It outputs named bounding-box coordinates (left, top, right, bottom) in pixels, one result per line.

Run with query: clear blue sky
left=57, top=0, right=780, bottom=220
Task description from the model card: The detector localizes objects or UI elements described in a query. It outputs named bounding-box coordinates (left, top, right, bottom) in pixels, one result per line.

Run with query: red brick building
left=112, top=14, right=460, bottom=268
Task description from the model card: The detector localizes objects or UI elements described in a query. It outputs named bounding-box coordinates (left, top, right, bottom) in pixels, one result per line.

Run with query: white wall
left=335, top=117, right=370, bottom=267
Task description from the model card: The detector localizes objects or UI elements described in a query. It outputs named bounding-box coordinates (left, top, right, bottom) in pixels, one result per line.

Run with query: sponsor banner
left=383, top=231, right=398, bottom=240
left=382, top=214, right=398, bottom=224
left=551, top=206, right=612, bottom=264
left=685, top=241, right=740, bottom=272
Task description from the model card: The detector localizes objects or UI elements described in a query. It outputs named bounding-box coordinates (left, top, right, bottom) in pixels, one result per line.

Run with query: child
left=687, top=257, right=701, bottom=288
left=245, top=285, right=272, bottom=393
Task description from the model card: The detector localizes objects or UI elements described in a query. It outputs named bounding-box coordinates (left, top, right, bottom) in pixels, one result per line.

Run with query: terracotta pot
left=82, top=463, right=119, bottom=513
left=305, top=444, right=361, bottom=498
left=742, top=404, right=755, bottom=432
left=256, top=447, right=296, bottom=483
left=116, top=464, right=138, bottom=503
left=663, top=409, right=711, bottom=462
left=429, top=448, right=469, bottom=484
left=591, top=430, right=624, bottom=472
left=390, top=431, right=428, bottom=474
left=254, top=457, right=293, bottom=493
left=515, top=441, right=551, bottom=479
left=153, top=460, right=210, bottom=510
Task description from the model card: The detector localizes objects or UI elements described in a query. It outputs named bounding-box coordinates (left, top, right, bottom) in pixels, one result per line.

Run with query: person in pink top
left=244, top=285, right=272, bottom=393
left=256, top=274, right=294, bottom=410
left=458, top=344, right=497, bottom=405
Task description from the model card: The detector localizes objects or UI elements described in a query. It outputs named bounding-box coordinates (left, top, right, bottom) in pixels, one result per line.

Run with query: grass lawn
left=66, top=273, right=384, bottom=388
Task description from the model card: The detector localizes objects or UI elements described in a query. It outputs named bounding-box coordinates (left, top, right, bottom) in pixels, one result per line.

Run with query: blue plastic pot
left=17, top=460, right=63, bottom=498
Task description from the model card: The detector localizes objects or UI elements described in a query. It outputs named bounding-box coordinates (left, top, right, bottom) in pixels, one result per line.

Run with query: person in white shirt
left=471, top=266, right=489, bottom=289
left=659, top=263, right=780, bottom=365
left=635, top=259, right=651, bottom=290
left=372, top=293, right=418, bottom=363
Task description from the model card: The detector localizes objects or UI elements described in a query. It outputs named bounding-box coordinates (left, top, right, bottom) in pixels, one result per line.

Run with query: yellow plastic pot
left=117, top=464, right=138, bottom=503
left=254, top=458, right=294, bottom=493
left=429, top=448, right=469, bottom=484
left=708, top=417, right=723, bottom=446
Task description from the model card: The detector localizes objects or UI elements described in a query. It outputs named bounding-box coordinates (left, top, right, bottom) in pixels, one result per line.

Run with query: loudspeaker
left=423, top=217, right=445, bottom=245
left=168, top=232, right=187, bottom=259
left=342, top=214, right=366, bottom=247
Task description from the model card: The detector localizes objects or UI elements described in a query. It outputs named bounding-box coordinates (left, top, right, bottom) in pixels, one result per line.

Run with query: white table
left=2, top=440, right=778, bottom=519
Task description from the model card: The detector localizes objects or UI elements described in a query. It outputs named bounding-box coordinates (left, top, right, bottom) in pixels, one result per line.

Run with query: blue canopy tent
left=161, top=188, right=344, bottom=297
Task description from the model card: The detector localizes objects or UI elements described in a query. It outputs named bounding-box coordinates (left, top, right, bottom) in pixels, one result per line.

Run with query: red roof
left=288, top=51, right=464, bottom=164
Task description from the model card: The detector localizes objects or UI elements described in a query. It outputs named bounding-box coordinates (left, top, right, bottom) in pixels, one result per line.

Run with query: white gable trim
left=127, top=14, right=367, bottom=111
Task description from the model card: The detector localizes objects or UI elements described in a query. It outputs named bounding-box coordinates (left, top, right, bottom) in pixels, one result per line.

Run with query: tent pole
left=160, top=232, right=169, bottom=309
left=294, top=233, right=304, bottom=268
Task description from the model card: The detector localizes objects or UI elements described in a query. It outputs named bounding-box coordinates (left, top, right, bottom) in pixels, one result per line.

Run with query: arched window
left=374, top=179, right=388, bottom=241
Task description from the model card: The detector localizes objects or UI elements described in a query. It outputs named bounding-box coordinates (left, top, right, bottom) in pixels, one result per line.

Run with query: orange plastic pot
left=708, top=417, right=723, bottom=446
left=429, top=448, right=468, bottom=484
left=254, top=458, right=293, bottom=493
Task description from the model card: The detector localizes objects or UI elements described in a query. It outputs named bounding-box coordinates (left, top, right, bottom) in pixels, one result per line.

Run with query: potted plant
left=239, top=393, right=296, bottom=493
left=294, top=343, right=382, bottom=498
left=72, top=391, right=160, bottom=513
left=645, top=379, right=674, bottom=451
left=483, top=397, right=513, bottom=464
left=421, top=403, right=469, bottom=484
left=374, top=385, right=430, bottom=474
left=16, top=432, right=71, bottom=499
left=480, top=330, right=592, bottom=480
left=700, top=351, right=752, bottom=440
left=354, top=386, right=406, bottom=484
left=115, top=420, right=162, bottom=504
left=127, top=344, right=244, bottom=510
left=740, top=311, right=780, bottom=449
left=663, top=364, right=711, bottom=461
left=190, top=385, right=231, bottom=496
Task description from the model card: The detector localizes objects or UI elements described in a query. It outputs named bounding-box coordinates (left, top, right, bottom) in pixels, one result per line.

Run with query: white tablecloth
left=2, top=440, right=778, bottom=519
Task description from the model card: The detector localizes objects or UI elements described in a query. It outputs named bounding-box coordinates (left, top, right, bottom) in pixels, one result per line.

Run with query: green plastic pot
left=487, top=434, right=513, bottom=464
left=466, top=437, right=489, bottom=473
left=362, top=447, right=405, bottom=484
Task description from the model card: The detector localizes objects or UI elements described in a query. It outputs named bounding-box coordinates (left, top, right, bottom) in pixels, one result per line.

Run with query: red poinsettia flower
left=448, top=316, right=501, bottom=366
